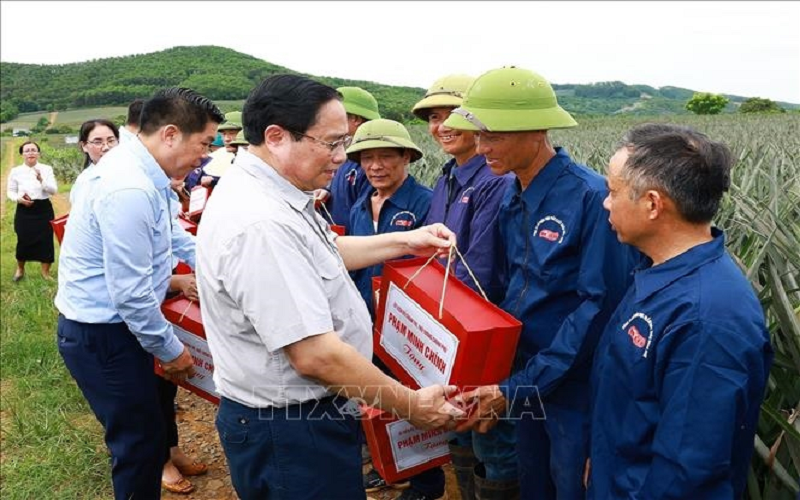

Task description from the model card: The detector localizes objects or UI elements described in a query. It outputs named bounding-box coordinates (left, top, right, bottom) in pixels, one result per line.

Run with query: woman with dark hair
left=70, top=119, right=120, bottom=204
left=6, top=140, right=58, bottom=281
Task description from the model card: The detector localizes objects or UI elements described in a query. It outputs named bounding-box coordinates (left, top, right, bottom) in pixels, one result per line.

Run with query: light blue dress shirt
left=55, top=138, right=191, bottom=361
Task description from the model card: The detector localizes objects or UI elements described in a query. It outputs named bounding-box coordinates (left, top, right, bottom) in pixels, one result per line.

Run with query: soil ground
left=165, top=389, right=461, bottom=500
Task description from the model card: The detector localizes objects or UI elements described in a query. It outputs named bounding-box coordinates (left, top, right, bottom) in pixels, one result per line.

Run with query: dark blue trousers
left=217, top=396, right=364, bottom=500
left=517, top=403, right=588, bottom=500
left=57, top=315, right=166, bottom=500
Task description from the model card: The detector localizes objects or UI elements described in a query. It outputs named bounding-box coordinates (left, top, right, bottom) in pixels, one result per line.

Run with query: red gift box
left=361, top=406, right=451, bottom=483
left=157, top=296, right=219, bottom=405
left=51, top=213, right=69, bottom=245
left=177, top=213, right=198, bottom=236
left=373, top=257, right=521, bottom=390
left=187, top=186, right=210, bottom=221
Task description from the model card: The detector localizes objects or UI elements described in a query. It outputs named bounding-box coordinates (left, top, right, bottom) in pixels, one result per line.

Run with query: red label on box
left=159, top=297, right=219, bottom=405
left=188, top=186, right=209, bottom=219
left=361, top=406, right=451, bottom=483
left=373, top=257, right=521, bottom=389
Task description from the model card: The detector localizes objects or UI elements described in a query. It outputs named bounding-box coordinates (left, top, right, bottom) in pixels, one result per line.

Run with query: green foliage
left=3, top=46, right=797, bottom=124
left=30, top=116, right=50, bottom=133
left=0, top=100, right=20, bottom=123
left=740, top=97, right=786, bottom=114
left=686, top=92, right=730, bottom=115
left=39, top=140, right=85, bottom=183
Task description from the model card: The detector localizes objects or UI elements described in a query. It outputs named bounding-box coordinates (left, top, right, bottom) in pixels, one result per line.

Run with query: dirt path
left=48, top=111, right=58, bottom=126
left=169, top=389, right=459, bottom=499
left=0, top=139, right=19, bottom=219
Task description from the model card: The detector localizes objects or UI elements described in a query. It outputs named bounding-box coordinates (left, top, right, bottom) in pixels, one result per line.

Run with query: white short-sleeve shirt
left=196, top=149, right=372, bottom=408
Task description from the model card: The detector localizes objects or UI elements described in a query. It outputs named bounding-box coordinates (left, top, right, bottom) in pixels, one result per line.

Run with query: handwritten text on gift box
left=380, top=283, right=459, bottom=387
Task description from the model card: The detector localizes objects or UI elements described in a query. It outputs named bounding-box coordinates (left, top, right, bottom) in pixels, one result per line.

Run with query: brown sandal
left=175, top=461, right=208, bottom=476
left=162, top=476, right=194, bottom=494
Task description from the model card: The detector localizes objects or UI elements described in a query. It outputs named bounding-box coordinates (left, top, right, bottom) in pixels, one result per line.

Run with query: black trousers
left=57, top=315, right=166, bottom=500
left=156, top=376, right=179, bottom=461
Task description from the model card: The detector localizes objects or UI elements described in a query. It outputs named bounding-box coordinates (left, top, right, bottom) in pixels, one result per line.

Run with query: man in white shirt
left=196, top=74, right=463, bottom=500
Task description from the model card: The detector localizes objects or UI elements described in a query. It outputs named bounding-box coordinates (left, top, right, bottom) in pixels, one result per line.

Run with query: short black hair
left=18, top=141, right=40, bottom=155
left=139, top=88, right=224, bottom=136
left=242, top=74, right=341, bottom=146
left=126, top=99, right=144, bottom=126
left=618, top=123, right=733, bottom=223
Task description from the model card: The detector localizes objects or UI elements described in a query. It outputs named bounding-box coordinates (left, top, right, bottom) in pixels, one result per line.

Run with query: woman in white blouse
left=6, top=141, right=58, bottom=281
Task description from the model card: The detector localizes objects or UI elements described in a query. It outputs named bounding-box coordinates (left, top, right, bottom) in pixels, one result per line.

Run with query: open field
left=1, top=113, right=798, bottom=499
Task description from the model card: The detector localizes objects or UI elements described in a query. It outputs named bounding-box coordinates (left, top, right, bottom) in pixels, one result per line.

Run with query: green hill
left=1, top=45, right=797, bottom=124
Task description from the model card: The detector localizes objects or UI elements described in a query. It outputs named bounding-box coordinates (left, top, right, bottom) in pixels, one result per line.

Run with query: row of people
left=52, top=67, right=772, bottom=500
left=322, top=68, right=773, bottom=500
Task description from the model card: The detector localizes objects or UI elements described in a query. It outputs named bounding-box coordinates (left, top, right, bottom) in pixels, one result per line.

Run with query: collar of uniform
left=128, top=136, right=170, bottom=191
left=633, top=228, right=726, bottom=301
left=513, top=147, right=571, bottom=210
left=452, top=154, right=488, bottom=187
left=235, top=149, right=313, bottom=212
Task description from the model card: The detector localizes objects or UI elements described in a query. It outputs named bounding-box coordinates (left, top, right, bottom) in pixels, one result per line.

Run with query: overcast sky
left=2, top=1, right=799, bottom=103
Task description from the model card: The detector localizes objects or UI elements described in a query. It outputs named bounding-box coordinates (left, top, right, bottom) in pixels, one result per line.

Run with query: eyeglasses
left=22, top=149, right=39, bottom=154
left=86, top=138, right=119, bottom=147
left=287, top=129, right=352, bottom=152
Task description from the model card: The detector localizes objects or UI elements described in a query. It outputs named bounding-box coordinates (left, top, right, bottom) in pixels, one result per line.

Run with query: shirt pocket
left=318, top=253, right=355, bottom=330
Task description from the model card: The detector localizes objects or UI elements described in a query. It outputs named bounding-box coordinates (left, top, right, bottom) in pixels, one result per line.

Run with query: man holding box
left=196, top=74, right=463, bottom=500
left=410, top=73, right=518, bottom=500
left=445, top=66, right=637, bottom=499
left=55, top=87, right=224, bottom=500
left=587, top=124, right=772, bottom=498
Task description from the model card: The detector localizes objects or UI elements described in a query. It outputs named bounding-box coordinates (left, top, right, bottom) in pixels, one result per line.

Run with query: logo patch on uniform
left=390, top=211, right=417, bottom=228
left=533, top=216, right=566, bottom=244
left=345, top=168, right=358, bottom=186
left=459, top=187, right=475, bottom=204
left=621, top=312, right=654, bottom=357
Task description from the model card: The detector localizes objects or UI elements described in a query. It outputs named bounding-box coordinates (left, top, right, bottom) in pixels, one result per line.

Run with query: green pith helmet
left=345, top=118, right=423, bottom=162
left=411, top=74, right=475, bottom=120
left=218, top=111, right=243, bottom=131
left=230, top=130, right=248, bottom=146
left=337, top=87, right=381, bottom=121
left=443, top=66, right=577, bottom=132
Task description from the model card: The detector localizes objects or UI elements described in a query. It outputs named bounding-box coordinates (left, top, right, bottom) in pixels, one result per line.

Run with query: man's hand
left=159, top=346, right=196, bottom=382
left=405, top=223, right=457, bottom=258
left=313, top=188, right=330, bottom=210
left=406, top=384, right=465, bottom=430
left=34, top=168, right=42, bottom=182
left=171, top=274, right=198, bottom=301
left=454, top=384, right=507, bottom=433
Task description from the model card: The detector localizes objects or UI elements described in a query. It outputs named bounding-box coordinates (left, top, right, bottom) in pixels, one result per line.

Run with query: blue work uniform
left=426, top=154, right=519, bottom=484
left=326, top=159, right=370, bottom=229
left=425, top=155, right=514, bottom=304
left=348, top=175, right=432, bottom=317
left=497, top=148, right=638, bottom=499
left=588, top=229, right=772, bottom=500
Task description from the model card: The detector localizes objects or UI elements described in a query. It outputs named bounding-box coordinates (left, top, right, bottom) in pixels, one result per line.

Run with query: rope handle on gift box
left=178, top=299, right=194, bottom=323
left=317, top=197, right=335, bottom=225
left=403, top=243, right=489, bottom=319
